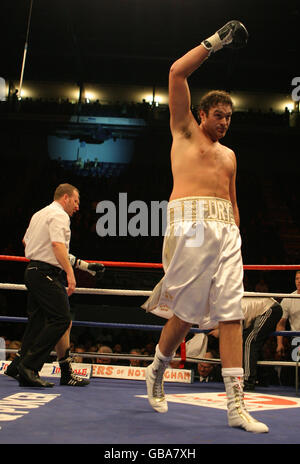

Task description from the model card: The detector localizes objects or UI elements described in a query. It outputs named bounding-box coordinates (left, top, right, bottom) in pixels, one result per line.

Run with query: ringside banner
left=0, top=361, right=192, bottom=383
left=92, top=364, right=193, bottom=383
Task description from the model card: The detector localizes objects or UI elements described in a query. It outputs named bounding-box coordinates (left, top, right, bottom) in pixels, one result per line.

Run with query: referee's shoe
left=18, top=362, right=55, bottom=388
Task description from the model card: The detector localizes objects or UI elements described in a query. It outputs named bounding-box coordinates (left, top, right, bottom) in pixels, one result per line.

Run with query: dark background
left=1, top=0, right=299, bottom=92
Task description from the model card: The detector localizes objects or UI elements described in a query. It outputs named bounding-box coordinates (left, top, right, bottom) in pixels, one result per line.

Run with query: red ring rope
left=0, top=255, right=163, bottom=268
left=0, top=255, right=300, bottom=270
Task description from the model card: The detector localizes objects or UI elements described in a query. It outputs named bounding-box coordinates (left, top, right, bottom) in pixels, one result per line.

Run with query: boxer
left=142, top=21, right=268, bottom=433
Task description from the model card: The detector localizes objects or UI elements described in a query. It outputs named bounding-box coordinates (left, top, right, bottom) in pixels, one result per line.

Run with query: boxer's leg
left=219, top=320, right=242, bottom=367
left=146, top=315, right=191, bottom=413
left=158, top=314, right=192, bottom=357
left=219, top=320, right=269, bottom=433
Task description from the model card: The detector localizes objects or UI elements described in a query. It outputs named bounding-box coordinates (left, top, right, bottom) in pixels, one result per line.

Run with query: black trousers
left=20, top=260, right=71, bottom=372
left=243, top=303, right=282, bottom=384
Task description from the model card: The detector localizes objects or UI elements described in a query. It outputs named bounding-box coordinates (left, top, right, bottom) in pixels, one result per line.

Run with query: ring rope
left=0, top=283, right=151, bottom=296
left=3, top=348, right=157, bottom=363
left=3, top=348, right=299, bottom=368
left=0, top=315, right=298, bottom=337
left=0, top=315, right=207, bottom=333
left=1, top=255, right=300, bottom=271
left=0, top=282, right=300, bottom=299
left=0, top=255, right=163, bottom=269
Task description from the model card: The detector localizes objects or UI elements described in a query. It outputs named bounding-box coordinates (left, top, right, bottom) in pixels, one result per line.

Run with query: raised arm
left=169, top=21, right=248, bottom=135
left=169, top=44, right=209, bottom=135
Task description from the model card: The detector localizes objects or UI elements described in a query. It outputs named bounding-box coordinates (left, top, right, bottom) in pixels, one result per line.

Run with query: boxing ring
left=0, top=255, right=300, bottom=445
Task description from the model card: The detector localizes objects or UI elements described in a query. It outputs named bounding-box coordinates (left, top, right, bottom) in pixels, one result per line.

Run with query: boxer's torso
left=170, top=127, right=235, bottom=202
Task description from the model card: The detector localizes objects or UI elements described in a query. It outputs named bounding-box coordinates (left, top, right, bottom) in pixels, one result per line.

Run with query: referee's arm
left=52, top=242, right=76, bottom=296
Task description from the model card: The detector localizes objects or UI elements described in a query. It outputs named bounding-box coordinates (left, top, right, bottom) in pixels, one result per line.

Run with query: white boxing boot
left=145, top=345, right=173, bottom=413
left=222, top=368, right=269, bottom=433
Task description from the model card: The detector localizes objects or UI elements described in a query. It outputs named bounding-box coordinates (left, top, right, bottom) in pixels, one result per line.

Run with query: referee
left=15, top=183, right=89, bottom=387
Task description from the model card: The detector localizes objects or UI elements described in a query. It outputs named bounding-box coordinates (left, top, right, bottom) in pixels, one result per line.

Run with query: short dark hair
left=199, top=90, right=233, bottom=116
left=54, top=183, right=79, bottom=200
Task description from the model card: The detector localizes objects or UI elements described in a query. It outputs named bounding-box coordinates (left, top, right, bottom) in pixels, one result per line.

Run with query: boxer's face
left=200, top=103, right=232, bottom=140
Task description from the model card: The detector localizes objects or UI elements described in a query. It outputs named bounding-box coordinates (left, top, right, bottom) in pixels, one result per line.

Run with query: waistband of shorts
left=28, top=260, right=64, bottom=274
left=167, top=196, right=235, bottom=225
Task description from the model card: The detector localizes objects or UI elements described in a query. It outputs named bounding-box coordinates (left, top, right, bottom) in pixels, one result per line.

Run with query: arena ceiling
left=2, top=0, right=299, bottom=93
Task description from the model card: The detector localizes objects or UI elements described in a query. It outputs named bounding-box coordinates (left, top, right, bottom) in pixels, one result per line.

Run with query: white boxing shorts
left=141, top=196, right=244, bottom=330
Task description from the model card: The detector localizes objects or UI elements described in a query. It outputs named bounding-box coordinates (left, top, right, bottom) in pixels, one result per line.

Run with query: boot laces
left=152, top=361, right=169, bottom=398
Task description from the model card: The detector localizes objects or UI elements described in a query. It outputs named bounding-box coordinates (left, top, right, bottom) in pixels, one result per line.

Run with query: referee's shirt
left=23, top=201, right=71, bottom=269
left=281, top=292, right=300, bottom=331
